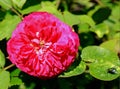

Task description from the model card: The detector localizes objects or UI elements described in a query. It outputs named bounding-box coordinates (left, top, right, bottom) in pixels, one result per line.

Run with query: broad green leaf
left=79, top=15, right=95, bottom=27
left=0, top=70, right=10, bottom=89
left=100, top=39, right=120, bottom=54
left=62, top=11, right=80, bottom=26
left=0, top=50, right=5, bottom=69
left=89, top=61, right=120, bottom=81
left=59, top=61, right=86, bottom=77
left=0, top=13, right=21, bottom=40
left=78, top=23, right=89, bottom=32
left=0, top=0, right=12, bottom=10
left=12, top=0, right=26, bottom=9
left=109, top=5, right=120, bottom=22
left=41, top=1, right=57, bottom=8
left=91, top=23, right=109, bottom=38
left=39, top=6, right=64, bottom=22
left=81, top=46, right=120, bottom=81
left=10, top=69, right=22, bottom=86
left=20, top=4, right=41, bottom=15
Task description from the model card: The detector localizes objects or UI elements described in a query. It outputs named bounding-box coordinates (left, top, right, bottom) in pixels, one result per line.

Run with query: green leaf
left=59, top=61, right=86, bottom=77
left=89, top=61, right=120, bottom=81
left=100, top=39, right=120, bottom=54
left=0, top=13, right=21, bottom=40
left=12, top=0, right=26, bottom=9
left=109, top=6, right=120, bottom=22
left=81, top=46, right=120, bottom=81
left=62, top=11, right=80, bottom=26
left=0, top=70, right=10, bottom=89
left=0, top=0, right=12, bottom=10
left=0, top=50, right=5, bottom=69
left=91, top=23, right=109, bottom=38
left=39, top=6, right=64, bottom=22
left=20, top=4, right=41, bottom=15
left=10, top=69, right=22, bottom=86
left=78, top=23, right=90, bottom=32
left=79, top=15, right=95, bottom=27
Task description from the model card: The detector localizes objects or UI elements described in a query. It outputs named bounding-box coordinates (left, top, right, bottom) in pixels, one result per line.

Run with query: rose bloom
left=7, top=12, right=79, bottom=79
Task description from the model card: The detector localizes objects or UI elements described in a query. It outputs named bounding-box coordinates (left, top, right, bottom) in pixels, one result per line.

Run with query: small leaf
left=91, top=23, right=109, bottom=38
left=10, top=69, right=22, bottom=86
left=39, top=6, right=64, bottom=22
left=81, top=46, right=120, bottom=81
left=12, top=0, right=26, bottom=9
left=0, top=70, right=10, bottom=89
left=109, top=5, right=120, bottom=22
left=59, top=61, right=86, bottom=77
left=0, top=0, right=12, bottom=10
left=63, top=11, right=80, bottom=26
left=100, top=39, right=120, bottom=54
left=78, top=23, right=90, bottom=32
left=20, top=4, right=41, bottom=15
left=0, top=13, right=21, bottom=40
left=0, top=50, right=5, bottom=69
left=79, top=15, right=95, bottom=27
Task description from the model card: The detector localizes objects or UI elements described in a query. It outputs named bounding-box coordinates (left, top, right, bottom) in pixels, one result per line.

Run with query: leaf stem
left=3, top=64, right=15, bottom=70
left=10, top=7, right=23, bottom=20
left=95, top=0, right=105, bottom=7
left=56, top=0, right=61, bottom=9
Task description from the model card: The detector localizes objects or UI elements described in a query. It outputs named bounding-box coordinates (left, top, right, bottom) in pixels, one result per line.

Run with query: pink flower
left=7, top=12, right=79, bottom=79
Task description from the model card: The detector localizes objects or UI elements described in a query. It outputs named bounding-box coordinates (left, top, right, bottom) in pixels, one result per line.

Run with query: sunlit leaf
left=59, top=61, right=86, bottom=77
left=39, top=6, right=64, bottom=22
left=81, top=46, right=120, bottom=81
left=91, top=23, right=109, bottom=38
left=20, top=4, right=41, bottom=15
left=0, top=0, right=12, bottom=10
left=79, top=15, right=95, bottom=27
left=110, top=6, right=120, bottom=21
left=12, top=0, right=26, bottom=9
left=100, top=39, right=120, bottom=54
left=0, top=70, right=10, bottom=89
left=62, top=11, right=80, bottom=26
left=0, top=50, right=5, bottom=69
left=0, top=13, right=21, bottom=40
left=10, top=69, right=22, bottom=86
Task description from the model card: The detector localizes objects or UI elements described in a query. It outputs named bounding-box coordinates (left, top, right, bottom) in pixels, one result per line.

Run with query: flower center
left=30, top=38, right=52, bottom=56
left=39, top=40, right=45, bottom=47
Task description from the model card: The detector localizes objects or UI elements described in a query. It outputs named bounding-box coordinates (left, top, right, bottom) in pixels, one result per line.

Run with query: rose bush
left=7, top=12, right=79, bottom=79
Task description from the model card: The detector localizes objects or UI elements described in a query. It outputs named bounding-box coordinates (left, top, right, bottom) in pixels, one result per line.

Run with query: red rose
left=7, top=12, right=79, bottom=79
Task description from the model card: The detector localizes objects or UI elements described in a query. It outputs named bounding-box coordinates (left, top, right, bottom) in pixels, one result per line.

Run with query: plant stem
left=11, top=7, right=23, bottom=20
left=3, top=64, right=15, bottom=70
left=95, top=0, right=105, bottom=7
left=56, top=0, right=61, bottom=9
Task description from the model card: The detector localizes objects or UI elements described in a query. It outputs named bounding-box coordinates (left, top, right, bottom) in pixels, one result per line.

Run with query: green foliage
left=12, top=0, right=26, bottom=9
left=0, top=50, right=5, bottom=69
left=59, top=61, right=86, bottom=77
left=0, top=0, right=120, bottom=89
left=100, top=39, right=120, bottom=53
left=0, top=13, right=21, bottom=40
left=0, top=70, right=10, bottom=89
left=10, top=69, right=22, bottom=86
left=0, top=0, right=12, bottom=10
left=81, top=46, right=120, bottom=81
